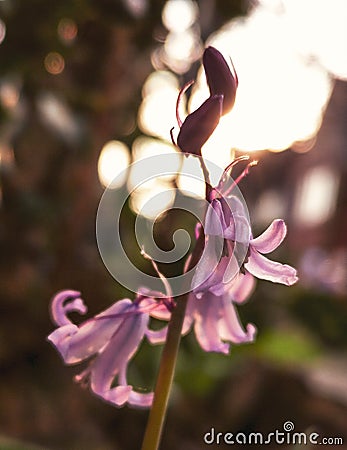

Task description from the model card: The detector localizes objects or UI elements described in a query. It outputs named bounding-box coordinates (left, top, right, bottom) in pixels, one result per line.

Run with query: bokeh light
left=160, top=0, right=201, bottom=73
left=128, top=136, right=180, bottom=218
left=44, top=51, right=65, bottom=75
left=189, top=4, right=334, bottom=153
left=138, top=71, right=181, bottom=140
left=0, top=18, right=6, bottom=44
left=37, top=92, right=80, bottom=142
left=280, top=0, right=347, bottom=81
left=293, top=165, right=339, bottom=227
left=98, top=140, right=131, bottom=189
left=176, top=156, right=205, bottom=199
left=130, top=178, right=175, bottom=220
left=57, top=18, right=77, bottom=44
left=0, top=79, right=20, bottom=110
left=162, top=0, right=198, bottom=32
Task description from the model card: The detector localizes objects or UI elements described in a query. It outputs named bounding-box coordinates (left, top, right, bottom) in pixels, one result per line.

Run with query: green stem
left=141, top=161, right=207, bottom=450
left=141, top=293, right=188, bottom=450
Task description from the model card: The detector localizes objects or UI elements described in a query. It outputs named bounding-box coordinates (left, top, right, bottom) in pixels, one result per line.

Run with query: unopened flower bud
left=203, top=46, right=238, bottom=115
left=177, top=94, right=223, bottom=155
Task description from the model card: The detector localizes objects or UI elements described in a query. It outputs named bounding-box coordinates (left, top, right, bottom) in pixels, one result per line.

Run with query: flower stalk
left=141, top=292, right=189, bottom=450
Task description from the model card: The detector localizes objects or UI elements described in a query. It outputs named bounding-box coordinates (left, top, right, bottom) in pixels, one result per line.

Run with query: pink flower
left=147, top=272, right=256, bottom=354
left=185, top=272, right=256, bottom=353
left=48, top=290, right=162, bottom=408
left=201, top=186, right=298, bottom=290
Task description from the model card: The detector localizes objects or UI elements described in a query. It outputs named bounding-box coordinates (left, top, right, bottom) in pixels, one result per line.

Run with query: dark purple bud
left=203, top=46, right=238, bottom=115
left=177, top=95, right=223, bottom=155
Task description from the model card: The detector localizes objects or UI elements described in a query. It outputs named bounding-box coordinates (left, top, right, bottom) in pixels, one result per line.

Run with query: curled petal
left=128, top=391, right=154, bottom=408
left=177, top=95, right=223, bottom=155
left=245, top=248, right=298, bottom=286
left=251, top=219, right=287, bottom=254
left=219, top=296, right=256, bottom=344
left=102, top=385, right=133, bottom=407
left=203, top=46, right=238, bottom=115
left=194, top=294, right=229, bottom=354
left=51, top=290, right=87, bottom=326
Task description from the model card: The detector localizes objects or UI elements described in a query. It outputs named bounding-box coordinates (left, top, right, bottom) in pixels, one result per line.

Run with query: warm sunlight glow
left=189, top=3, right=334, bottom=153
left=130, top=178, right=175, bottom=220
left=138, top=71, right=181, bottom=140
left=128, top=136, right=181, bottom=192
left=164, top=29, right=200, bottom=74
left=176, top=156, right=205, bottom=199
left=98, top=140, right=131, bottom=189
left=293, top=166, right=339, bottom=227
left=280, top=0, right=347, bottom=80
left=162, top=0, right=198, bottom=33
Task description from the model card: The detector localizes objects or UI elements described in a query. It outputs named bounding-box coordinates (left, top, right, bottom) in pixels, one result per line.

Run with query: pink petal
left=191, top=235, right=224, bottom=293
left=148, top=303, right=171, bottom=321
left=51, top=290, right=87, bottom=326
left=251, top=219, right=287, bottom=254
left=90, top=308, right=148, bottom=396
left=245, top=248, right=298, bottom=285
left=102, top=385, right=132, bottom=407
left=228, top=271, right=255, bottom=304
left=61, top=299, right=133, bottom=363
left=204, top=199, right=227, bottom=237
left=219, top=297, right=256, bottom=343
left=194, top=294, right=229, bottom=354
left=47, top=324, right=79, bottom=360
left=146, top=326, right=168, bottom=344
left=128, top=391, right=154, bottom=408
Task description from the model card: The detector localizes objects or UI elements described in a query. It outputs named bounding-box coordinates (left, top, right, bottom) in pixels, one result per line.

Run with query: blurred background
left=0, top=0, right=347, bottom=449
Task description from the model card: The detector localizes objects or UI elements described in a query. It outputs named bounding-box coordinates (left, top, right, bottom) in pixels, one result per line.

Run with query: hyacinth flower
left=47, top=45, right=299, bottom=450
left=47, top=289, right=171, bottom=408
left=203, top=166, right=298, bottom=289
left=147, top=271, right=256, bottom=354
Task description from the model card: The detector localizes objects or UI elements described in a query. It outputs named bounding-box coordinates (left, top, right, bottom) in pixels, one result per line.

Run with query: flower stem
left=141, top=292, right=188, bottom=450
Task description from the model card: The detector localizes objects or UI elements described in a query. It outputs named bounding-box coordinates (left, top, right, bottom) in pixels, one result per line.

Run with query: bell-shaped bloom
left=177, top=95, right=223, bottom=155
left=203, top=46, right=238, bottom=115
left=202, top=188, right=298, bottom=290
left=147, top=272, right=256, bottom=354
left=191, top=195, right=250, bottom=296
left=47, top=290, right=160, bottom=408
